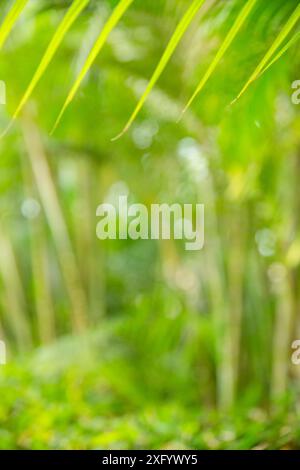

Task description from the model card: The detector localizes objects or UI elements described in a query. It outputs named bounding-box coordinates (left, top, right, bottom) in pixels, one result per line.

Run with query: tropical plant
left=0, top=0, right=300, bottom=449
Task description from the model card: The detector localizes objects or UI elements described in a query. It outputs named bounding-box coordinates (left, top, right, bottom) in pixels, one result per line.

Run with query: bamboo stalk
left=21, top=158, right=56, bottom=344
left=201, top=175, right=235, bottom=410
left=21, top=112, right=89, bottom=333
left=0, top=220, right=32, bottom=351
left=84, top=160, right=106, bottom=321
left=271, top=273, right=293, bottom=401
left=227, top=207, right=246, bottom=397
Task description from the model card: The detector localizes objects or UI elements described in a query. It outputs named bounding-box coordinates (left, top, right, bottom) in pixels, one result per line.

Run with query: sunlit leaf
left=52, top=0, right=134, bottom=134
left=0, top=0, right=28, bottom=50
left=232, top=2, right=300, bottom=104
left=112, top=0, right=207, bottom=140
left=2, top=0, right=89, bottom=137
left=180, top=0, right=257, bottom=118
left=260, top=29, right=300, bottom=76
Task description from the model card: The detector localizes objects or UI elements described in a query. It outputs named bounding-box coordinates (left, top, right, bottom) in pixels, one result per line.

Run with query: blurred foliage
left=0, top=0, right=300, bottom=449
left=1, top=324, right=300, bottom=450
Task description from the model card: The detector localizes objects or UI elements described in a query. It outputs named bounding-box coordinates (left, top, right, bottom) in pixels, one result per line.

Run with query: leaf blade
left=2, top=0, right=89, bottom=136
left=52, top=0, right=134, bottom=134
left=180, top=0, right=257, bottom=118
left=0, top=0, right=28, bottom=50
left=112, top=0, right=207, bottom=140
left=233, top=2, right=300, bottom=104
left=260, top=29, right=300, bottom=76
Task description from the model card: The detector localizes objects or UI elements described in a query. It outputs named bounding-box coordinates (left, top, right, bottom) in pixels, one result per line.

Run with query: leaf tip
left=0, top=120, right=13, bottom=139
left=111, top=123, right=130, bottom=142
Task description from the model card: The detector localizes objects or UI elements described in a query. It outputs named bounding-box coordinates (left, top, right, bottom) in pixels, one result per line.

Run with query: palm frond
left=232, top=2, right=300, bottom=104
left=260, top=29, right=300, bottom=76
left=2, top=0, right=89, bottom=137
left=0, top=0, right=28, bottom=50
left=112, top=0, right=207, bottom=140
left=180, top=0, right=257, bottom=118
left=52, top=0, right=134, bottom=134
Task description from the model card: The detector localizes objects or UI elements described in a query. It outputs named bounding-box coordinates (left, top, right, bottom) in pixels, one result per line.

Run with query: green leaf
left=2, top=0, right=89, bottom=136
left=51, top=0, right=135, bottom=134
left=112, top=0, right=207, bottom=141
left=232, top=2, right=300, bottom=104
left=0, top=0, right=28, bottom=50
left=259, top=29, right=300, bottom=76
left=180, top=0, right=257, bottom=118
